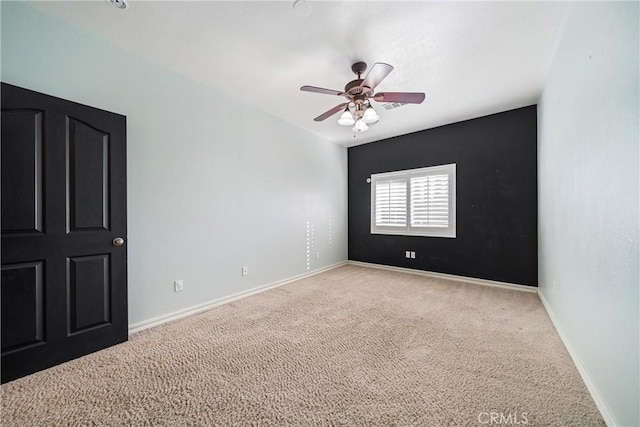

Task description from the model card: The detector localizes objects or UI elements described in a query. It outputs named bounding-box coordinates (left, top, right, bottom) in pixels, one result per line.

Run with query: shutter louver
left=410, top=174, right=449, bottom=228
left=375, top=179, right=407, bottom=227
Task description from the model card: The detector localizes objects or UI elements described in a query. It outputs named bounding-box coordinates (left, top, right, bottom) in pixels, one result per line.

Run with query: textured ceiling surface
left=28, top=1, right=570, bottom=147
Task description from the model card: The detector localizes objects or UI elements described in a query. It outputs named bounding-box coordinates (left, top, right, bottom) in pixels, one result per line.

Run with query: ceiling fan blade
left=301, top=85, right=344, bottom=96
left=360, top=62, right=394, bottom=90
left=314, top=103, right=348, bottom=122
left=373, top=92, right=426, bottom=104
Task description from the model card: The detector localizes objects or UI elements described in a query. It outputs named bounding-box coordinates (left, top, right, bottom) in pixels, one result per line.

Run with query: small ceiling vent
left=382, top=102, right=407, bottom=111
left=106, top=0, right=129, bottom=9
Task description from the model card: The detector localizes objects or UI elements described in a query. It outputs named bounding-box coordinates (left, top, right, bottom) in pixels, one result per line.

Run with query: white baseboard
left=128, top=261, right=347, bottom=335
left=347, top=260, right=538, bottom=293
left=537, top=290, right=615, bottom=427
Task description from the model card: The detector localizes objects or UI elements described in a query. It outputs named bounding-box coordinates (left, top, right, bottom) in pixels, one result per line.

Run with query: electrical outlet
left=411, top=251, right=416, bottom=259
left=405, top=251, right=411, bottom=258
left=174, top=280, right=184, bottom=292
left=242, top=266, right=249, bottom=276
left=315, top=252, right=320, bottom=260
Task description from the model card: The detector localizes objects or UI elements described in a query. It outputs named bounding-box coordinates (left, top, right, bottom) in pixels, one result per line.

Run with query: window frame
left=370, top=163, right=456, bottom=238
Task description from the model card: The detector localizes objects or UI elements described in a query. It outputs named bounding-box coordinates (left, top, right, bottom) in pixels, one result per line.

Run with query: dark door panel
left=67, top=116, right=111, bottom=233
left=1, top=261, right=46, bottom=354
left=1, top=109, right=45, bottom=235
left=1, top=83, right=128, bottom=383
left=67, top=253, right=112, bottom=334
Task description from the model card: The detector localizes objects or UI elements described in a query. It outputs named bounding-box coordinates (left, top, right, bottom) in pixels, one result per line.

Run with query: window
left=370, top=164, right=456, bottom=238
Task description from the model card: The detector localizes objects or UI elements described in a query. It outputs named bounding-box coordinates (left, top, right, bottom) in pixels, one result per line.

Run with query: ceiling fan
left=300, top=61, right=425, bottom=133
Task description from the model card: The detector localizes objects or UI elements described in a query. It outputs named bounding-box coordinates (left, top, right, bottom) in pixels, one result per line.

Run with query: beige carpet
left=1, top=265, right=603, bottom=426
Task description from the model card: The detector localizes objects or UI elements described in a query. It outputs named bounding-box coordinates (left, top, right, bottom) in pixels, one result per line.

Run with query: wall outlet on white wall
left=242, top=266, right=249, bottom=276
left=315, top=252, right=320, bottom=259
left=174, top=280, right=184, bottom=292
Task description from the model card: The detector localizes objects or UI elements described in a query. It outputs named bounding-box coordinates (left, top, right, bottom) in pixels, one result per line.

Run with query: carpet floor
left=1, top=265, right=604, bottom=426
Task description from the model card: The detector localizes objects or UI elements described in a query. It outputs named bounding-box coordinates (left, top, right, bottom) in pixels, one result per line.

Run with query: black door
left=1, top=83, right=128, bottom=383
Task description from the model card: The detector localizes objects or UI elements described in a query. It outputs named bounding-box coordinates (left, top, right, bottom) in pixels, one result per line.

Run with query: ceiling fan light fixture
left=338, top=109, right=355, bottom=126
left=353, top=119, right=369, bottom=133
left=362, top=106, right=379, bottom=124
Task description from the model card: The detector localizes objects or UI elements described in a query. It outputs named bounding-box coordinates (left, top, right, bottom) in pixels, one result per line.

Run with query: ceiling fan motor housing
left=344, top=80, right=373, bottom=100
left=345, top=61, right=373, bottom=99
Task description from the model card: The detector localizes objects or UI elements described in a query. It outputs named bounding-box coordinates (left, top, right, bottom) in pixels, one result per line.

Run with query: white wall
left=1, top=2, right=348, bottom=326
left=538, top=3, right=639, bottom=426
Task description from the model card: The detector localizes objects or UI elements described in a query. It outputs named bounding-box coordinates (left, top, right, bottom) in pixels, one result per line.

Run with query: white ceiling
left=28, top=1, right=570, bottom=147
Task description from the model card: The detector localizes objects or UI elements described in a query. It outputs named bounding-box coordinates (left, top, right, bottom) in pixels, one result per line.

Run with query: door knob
left=112, top=237, right=125, bottom=247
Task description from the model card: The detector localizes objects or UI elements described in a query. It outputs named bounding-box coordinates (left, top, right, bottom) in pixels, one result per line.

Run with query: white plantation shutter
left=371, top=164, right=456, bottom=238
left=375, top=179, right=407, bottom=227
left=410, top=174, right=449, bottom=228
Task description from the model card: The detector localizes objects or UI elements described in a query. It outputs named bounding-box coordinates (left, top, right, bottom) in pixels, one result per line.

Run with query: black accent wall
left=348, top=106, right=537, bottom=286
